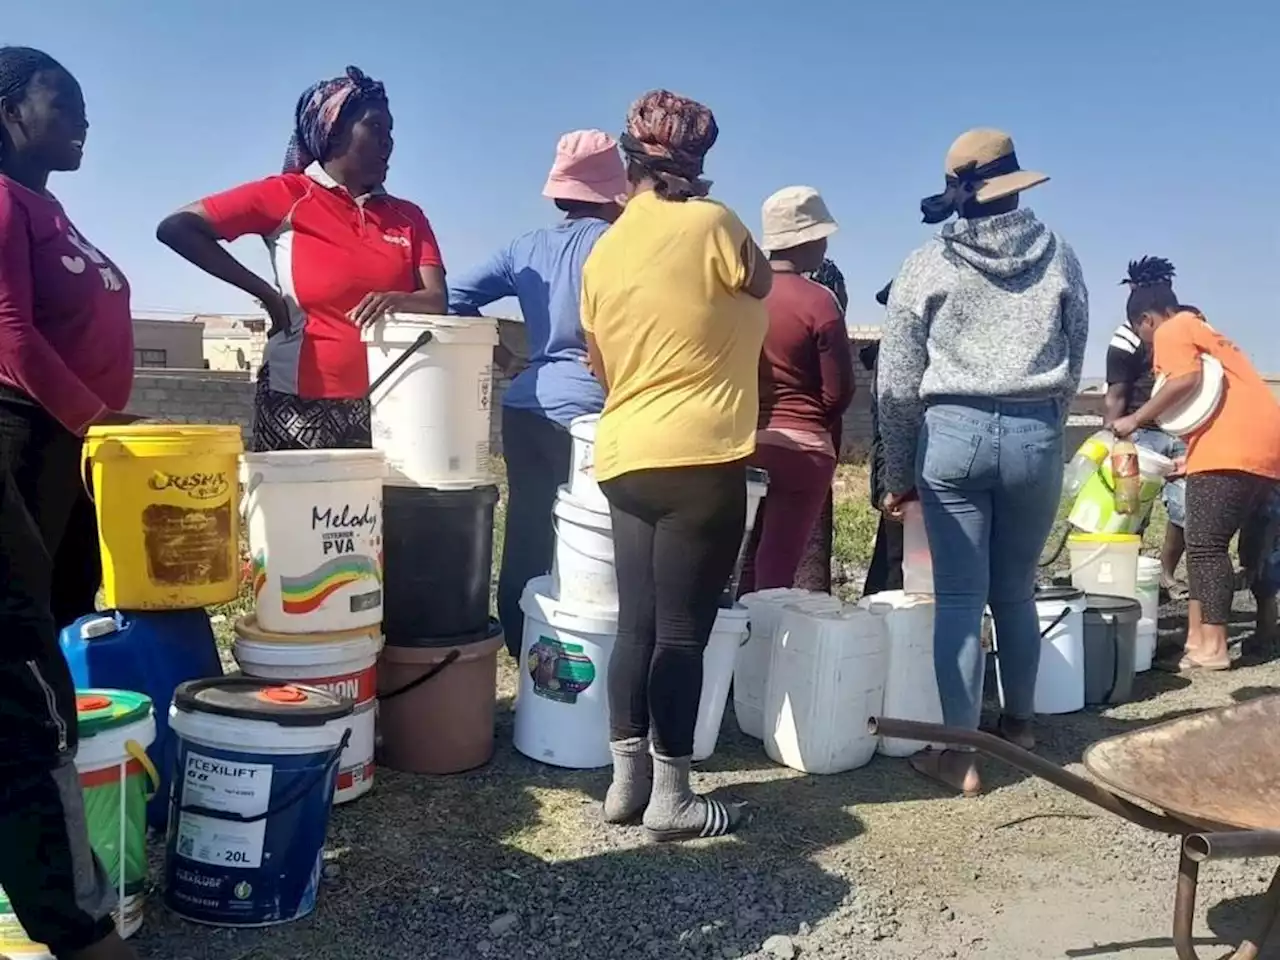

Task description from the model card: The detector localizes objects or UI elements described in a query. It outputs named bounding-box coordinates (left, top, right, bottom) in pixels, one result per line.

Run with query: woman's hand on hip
left=259, top=291, right=292, bottom=338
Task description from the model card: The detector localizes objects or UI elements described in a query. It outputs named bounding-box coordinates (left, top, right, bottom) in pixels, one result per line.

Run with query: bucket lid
left=365, top=313, right=500, bottom=347
left=174, top=677, right=353, bottom=726
left=84, top=423, right=244, bottom=455
left=241, top=448, right=388, bottom=484
left=77, top=689, right=152, bottom=736
left=235, top=613, right=383, bottom=647
left=383, top=483, right=500, bottom=506
left=380, top=619, right=505, bottom=660
left=384, top=616, right=501, bottom=650
left=1036, top=585, right=1084, bottom=603
left=1069, top=533, right=1142, bottom=544
left=1085, top=593, right=1143, bottom=616
left=569, top=414, right=599, bottom=440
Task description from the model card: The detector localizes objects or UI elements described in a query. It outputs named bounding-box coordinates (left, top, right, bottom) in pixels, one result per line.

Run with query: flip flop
left=909, top=748, right=982, bottom=798
left=1175, top=654, right=1231, bottom=673
left=645, top=798, right=746, bottom=843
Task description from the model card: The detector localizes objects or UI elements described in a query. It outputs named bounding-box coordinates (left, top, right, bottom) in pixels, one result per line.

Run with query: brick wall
left=126, top=369, right=255, bottom=445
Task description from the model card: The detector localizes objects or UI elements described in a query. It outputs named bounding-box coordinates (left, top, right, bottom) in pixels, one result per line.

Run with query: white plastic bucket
left=693, top=606, right=750, bottom=761
left=1136, top=617, right=1157, bottom=673
left=996, top=587, right=1087, bottom=715
left=858, top=591, right=942, bottom=756
left=241, top=450, right=386, bottom=634
left=764, top=602, right=888, bottom=774
left=232, top=617, right=382, bottom=804
left=735, top=589, right=831, bottom=739
left=568, top=415, right=609, bottom=512
left=901, top=501, right=933, bottom=595
left=1068, top=534, right=1141, bottom=601
left=365, top=315, right=499, bottom=489
left=1136, top=556, right=1161, bottom=625
left=515, top=577, right=618, bottom=769
left=551, top=486, right=617, bottom=610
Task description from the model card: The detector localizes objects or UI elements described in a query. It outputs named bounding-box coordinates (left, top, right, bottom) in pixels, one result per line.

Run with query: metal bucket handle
left=176, top=727, right=352, bottom=823
left=378, top=648, right=461, bottom=702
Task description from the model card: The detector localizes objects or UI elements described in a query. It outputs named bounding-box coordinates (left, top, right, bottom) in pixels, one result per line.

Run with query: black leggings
left=601, top=461, right=746, bottom=757
left=1186, top=470, right=1276, bottom=624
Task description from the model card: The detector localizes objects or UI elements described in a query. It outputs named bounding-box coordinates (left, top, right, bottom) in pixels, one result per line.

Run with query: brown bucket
left=377, top=621, right=504, bottom=774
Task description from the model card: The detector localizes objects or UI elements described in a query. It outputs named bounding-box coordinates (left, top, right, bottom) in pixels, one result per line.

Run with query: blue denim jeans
left=917, top=399, right=1065, bottom=730
left=1132, top=427, right=1186, bottom=528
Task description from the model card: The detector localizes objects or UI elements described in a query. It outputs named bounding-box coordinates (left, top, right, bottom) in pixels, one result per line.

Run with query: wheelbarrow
left=872, top=694, right=1280, bottom=960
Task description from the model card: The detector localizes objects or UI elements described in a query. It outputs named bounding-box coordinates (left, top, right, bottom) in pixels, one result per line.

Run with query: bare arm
left=741, top=237, right=772, bottom=300
left=1103, top=384, right=1128, bottom=427
left=1129, top=369, right=1202, bottom=429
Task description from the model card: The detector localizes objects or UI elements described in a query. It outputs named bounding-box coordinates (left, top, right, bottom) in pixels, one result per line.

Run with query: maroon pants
left=740, top=444, right=836, bottom=593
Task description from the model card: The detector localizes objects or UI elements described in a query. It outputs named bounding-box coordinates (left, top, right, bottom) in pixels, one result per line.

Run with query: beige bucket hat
left=761, top=185, right=838, bottom=252
left=921, top=128, right=1048, bottom=223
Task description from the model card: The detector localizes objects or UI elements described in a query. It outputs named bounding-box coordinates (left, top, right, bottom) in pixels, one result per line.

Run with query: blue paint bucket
left=163, top=677, right=352, bottom=927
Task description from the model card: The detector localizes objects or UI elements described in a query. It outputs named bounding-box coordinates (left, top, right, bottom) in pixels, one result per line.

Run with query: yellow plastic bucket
left=84, top=425, right=243, bottom=610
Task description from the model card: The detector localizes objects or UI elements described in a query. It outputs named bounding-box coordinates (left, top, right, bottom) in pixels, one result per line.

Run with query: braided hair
left=0, top=46, right=64, bottom=162
left=1122, top=256, right=1179, bottom=325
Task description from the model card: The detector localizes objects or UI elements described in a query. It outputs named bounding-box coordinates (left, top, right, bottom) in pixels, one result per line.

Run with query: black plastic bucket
left=1083, top=593, right=1141, bottom=706
left=382, top=484, right=499, bottom=643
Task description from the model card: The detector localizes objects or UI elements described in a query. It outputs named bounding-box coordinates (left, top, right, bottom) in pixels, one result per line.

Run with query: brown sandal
left=909, top=748, right=982, bottom=798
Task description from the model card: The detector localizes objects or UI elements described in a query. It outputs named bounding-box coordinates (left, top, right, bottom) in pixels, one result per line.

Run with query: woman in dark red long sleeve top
left=741, top=187, right=854, bottom=592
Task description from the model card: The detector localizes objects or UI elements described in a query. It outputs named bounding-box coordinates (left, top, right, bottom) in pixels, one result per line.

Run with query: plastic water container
left=692, top=605, right=750, bottom=762
left=901, top=501, right=932, bottom=595
left=858, top=591, right=942, bottom=756
left=1136, top=617, right=1157, bottom=673
left=1063, top=430, right=1114, bottom=499
left=1069, top=533, right=1141, bottom=600
left=763, top=601, right=888, bottom=774
left=1084, top=594, right=1141, bottom=705
left=83, top=425, right=243, bottom=610
left=165, top=678, right=351, bottom=927
left=232, top=616, right=382, bottom=804
left=1067, top=447, right=1175, bottom=536
left=59, top=609, right=222, bottom=831
left=365, top=314, right=500, bottom=488
left=1136, top=556, right=1161, bottom=625
left=568, top=414, right=609, bottom=512
left=995, top=586, right=1087, bottom=716
left=735, top=589, right=837, bottom=739
left=551, top=486, right=617, bottom=610
left=242, top=449, right=387, bottom=634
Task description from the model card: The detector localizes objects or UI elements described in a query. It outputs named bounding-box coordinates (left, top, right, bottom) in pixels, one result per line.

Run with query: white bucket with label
left=735, top=589, right=839, bottom=739
left=233, top=616, right=381, bottom=804
left=242, top=450, right=386, bottom=635
left=551, top=486, right=617, bottom=610
left=1136, top=556, right=1161, bottom=625
left=568, top=414, right=609, bottom=512
left=365, top=314, right=499, bottom=489
left=1136, top=617, right=1157, bottom=673
left=996, top=586, right=1087, bottom=715
left=858, top=591, right=943, bottom=757
left=693, top=605, right=750, bottom=761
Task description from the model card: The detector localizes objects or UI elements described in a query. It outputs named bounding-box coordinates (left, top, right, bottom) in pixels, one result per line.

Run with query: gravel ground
left=134, top=594, right=1280, bottom=960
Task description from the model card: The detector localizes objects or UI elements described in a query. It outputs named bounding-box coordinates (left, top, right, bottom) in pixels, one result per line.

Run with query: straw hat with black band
left=920, top=128, right=1048, bottom=225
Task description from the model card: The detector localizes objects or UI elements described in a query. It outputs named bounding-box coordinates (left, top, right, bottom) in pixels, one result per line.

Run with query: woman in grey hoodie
left=878, top=129, right=1089, bottom=796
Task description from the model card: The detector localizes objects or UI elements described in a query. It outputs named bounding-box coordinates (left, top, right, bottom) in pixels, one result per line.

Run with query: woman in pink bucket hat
left=450, top=130, right=626, bottom=656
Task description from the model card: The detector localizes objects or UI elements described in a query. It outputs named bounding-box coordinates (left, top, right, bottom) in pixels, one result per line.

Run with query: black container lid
left=383, top=483, right=500, bottom=504
left=384, top=616, right=503, bottom=650
left=174, top=677, right=353, bottom=726
left=1085, top=593, right=1143, bottom=615
left=1036, top=585, right=1084, bottom=603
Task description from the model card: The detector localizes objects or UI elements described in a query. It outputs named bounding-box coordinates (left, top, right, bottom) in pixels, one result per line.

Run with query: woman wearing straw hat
left=878, top=129, right=1089, bottom=796
left=739, top=186, right=854, bottom=593
left=449, top=130, right=626, bottom=656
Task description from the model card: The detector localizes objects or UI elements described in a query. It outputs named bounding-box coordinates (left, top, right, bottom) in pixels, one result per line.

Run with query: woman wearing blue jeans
left=878, top=129, right=1089, bottom=795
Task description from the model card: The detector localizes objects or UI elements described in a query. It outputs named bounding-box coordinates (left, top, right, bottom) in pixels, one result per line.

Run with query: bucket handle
left=1064, top=543, right=1109, bottom=578
left=366, top=329, right=434, bottom=399
left=550, top=516, right=614, bottom=564
left=125, top=739, right=161, bottom=799
left=378, top=648, right=461, bottom=702
left=177, top=728, right=351, bottom=823
left=80, top=448, right=96, bottom=502
left=1039, top=607, right=1071, bottom=640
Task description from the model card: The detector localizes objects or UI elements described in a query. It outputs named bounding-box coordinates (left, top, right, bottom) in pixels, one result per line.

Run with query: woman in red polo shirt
left=157, top=66, right=446, bottom=450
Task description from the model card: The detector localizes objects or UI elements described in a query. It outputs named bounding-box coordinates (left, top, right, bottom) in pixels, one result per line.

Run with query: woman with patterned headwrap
left=158, top=66, right=446, bottom=451
left=580, top=90, right=771, bottom=842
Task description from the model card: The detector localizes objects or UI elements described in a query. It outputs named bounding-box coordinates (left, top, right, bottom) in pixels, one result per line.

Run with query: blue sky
left=9, top=1, right=1278, bottom=374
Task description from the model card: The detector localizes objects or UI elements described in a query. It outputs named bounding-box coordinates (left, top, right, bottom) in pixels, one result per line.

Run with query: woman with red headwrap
left=581, top=90, right=771, bottom=842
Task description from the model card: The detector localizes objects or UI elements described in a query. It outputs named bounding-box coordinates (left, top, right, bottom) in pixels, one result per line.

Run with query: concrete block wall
left=126, top=370, right=255, bottom=445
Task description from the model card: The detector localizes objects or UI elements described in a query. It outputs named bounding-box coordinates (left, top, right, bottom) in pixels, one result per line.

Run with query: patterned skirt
left=251, top=365, right=372, bottom=452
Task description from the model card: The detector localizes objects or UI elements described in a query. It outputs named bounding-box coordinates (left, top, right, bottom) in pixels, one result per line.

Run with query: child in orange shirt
left=1113, top=265, right=1280, bottom=670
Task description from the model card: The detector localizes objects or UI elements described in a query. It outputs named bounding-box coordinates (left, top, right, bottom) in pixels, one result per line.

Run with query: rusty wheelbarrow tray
left=872, top=694, right=1280, bottom=960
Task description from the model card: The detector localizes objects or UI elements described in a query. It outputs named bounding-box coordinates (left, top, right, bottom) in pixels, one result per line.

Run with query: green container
left=1068, top=463, right=1164, bottom=535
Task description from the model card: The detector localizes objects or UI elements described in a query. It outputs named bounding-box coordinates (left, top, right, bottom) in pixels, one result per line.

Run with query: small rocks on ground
left=763, top=933, right=798, bottom=959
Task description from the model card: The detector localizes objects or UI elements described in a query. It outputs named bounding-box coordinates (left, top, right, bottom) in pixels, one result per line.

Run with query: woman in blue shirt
left=449, top=129, right=626, bottom=655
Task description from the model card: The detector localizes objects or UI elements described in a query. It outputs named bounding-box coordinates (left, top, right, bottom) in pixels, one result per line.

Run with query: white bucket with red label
left=233, top=615, right=381, bottom=804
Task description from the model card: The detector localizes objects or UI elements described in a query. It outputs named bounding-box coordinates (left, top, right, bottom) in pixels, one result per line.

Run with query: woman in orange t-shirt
left=1114, top=281, right=1280, bottom=670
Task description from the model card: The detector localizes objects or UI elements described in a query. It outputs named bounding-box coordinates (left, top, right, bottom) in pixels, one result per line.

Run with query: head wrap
left=875, top=281, right=893, bottom=307
left=919, top=153, right=1023, bottom=225
left=283, top=66, right=387, bottom=174
left=0, top=47, right=65, bottom=162
left=620, top=89, right=718, bottom=200
left=806, top=258, right=849, bottom=313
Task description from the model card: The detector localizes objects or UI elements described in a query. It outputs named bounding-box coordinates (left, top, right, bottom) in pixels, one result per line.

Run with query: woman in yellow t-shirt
left=580, top=90, right=771, bottom=843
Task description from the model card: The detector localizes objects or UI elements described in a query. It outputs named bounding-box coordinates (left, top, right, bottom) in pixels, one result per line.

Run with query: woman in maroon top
left=0, top=47, right=140, bottom=960
left=741, top=187, right=854, bottom=592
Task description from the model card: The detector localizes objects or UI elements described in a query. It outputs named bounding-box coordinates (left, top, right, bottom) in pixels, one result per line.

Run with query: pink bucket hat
left=542, top=129, right=628, bottom=204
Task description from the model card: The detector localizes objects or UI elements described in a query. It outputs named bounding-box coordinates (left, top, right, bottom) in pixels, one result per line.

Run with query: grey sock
left=603, top=737, right=651, bottom=823
left=643, top=753, right=742, bottom=839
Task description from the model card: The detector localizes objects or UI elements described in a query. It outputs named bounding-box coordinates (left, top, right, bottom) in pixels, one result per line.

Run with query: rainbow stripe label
left=279, top=555, right=381, bottom=615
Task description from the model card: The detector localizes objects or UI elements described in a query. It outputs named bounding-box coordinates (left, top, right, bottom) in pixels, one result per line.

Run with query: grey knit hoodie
left=876, top=208, right=1089, bottom=495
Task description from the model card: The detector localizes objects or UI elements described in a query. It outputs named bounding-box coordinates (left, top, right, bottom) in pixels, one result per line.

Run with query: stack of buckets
left=512, top=414, right=760, bottom=769
left=364, top=314, right=505, bottom=775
